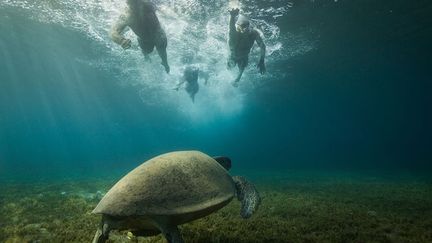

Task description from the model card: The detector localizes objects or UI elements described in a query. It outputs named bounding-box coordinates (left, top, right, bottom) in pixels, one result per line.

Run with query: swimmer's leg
left=227, top=54, right=236, bottom=70
left=138, top=38, right=154, bottom=62
left=233, top=57, right=248, bottom=86
left=234, top=66, right=244, bottom=86
left=156, top=30, right=170, bottom=73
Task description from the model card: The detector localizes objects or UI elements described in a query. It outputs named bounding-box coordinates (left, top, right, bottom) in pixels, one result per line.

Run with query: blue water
left=0, top=0, right=431, bottom=180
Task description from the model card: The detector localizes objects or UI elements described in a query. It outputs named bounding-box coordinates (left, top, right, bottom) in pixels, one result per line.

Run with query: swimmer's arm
left=110, top=13, right=131, bottom=46
left=199, top=70, right=210, bottom=82
left=229, top=12, right=237, bottom=35
left=174, top=80, right=186, bottom=91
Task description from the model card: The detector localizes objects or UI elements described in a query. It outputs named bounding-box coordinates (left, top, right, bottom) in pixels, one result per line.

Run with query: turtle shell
left=93, top=151, right=235, bottom=217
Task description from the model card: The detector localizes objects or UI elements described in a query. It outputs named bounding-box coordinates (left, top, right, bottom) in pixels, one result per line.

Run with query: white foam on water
left=1, top=0, right=315, bottom=124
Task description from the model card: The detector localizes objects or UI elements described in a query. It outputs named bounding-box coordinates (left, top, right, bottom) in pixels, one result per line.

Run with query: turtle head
left=212, top=156, right=232, bottom=170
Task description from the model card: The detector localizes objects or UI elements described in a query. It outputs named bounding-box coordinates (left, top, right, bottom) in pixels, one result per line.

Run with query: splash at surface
left=1, top=0, right=315, bottom=122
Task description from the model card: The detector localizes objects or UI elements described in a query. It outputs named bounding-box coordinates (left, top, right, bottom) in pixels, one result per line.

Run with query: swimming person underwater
left=227, top=8, right=266, bottom=86
left=175, top=65, right=200, bottom=103
left=110, top=0, right=170, bottom=73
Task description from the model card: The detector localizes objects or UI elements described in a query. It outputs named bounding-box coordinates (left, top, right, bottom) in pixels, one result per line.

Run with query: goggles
left=236, top=23, right=250, bottom=33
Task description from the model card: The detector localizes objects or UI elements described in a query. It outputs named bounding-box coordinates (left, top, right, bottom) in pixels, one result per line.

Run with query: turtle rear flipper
left=233, top=176, right=261, bottom=218
left=92, top=215, right=112, bottom=243
left=152, top=217, right=184, bottom=243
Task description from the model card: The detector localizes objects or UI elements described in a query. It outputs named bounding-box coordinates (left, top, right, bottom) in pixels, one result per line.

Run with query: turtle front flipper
left=232, top=176, right=261, bottom=218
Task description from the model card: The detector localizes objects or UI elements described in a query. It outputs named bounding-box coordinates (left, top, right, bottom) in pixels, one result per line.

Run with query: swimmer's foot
left=162, top=62, right=170, bottom=73
left=232, top=75, right=242, bottom=87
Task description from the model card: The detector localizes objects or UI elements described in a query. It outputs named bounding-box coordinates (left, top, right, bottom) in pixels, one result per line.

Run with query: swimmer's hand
left=120, top=38, right=132, bottom=49
left=229, top=8, right=240, bottom=17
left=257, top=58, right=266, bottom=74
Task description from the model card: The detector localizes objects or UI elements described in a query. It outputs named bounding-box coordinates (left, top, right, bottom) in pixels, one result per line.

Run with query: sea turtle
left=92, top=150, right=261, bottom=243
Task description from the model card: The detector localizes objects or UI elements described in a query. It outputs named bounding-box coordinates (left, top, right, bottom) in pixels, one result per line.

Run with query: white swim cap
left=236, top=15, right=250, bottom=27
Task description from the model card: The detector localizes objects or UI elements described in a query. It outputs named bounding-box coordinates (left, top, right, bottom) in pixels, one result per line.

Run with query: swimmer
left=175, top=65, right=200, bottom=103
left=227, top=8, right=266, bottom=86
left=110, top=0, right=170, bottom=73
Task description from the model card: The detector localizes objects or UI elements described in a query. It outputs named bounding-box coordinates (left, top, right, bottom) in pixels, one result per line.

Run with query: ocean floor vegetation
left=0, top=170, right=431, bottom=242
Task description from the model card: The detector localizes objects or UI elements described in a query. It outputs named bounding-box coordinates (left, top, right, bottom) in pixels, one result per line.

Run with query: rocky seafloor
left=1, top=170, right=431, bottom=243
